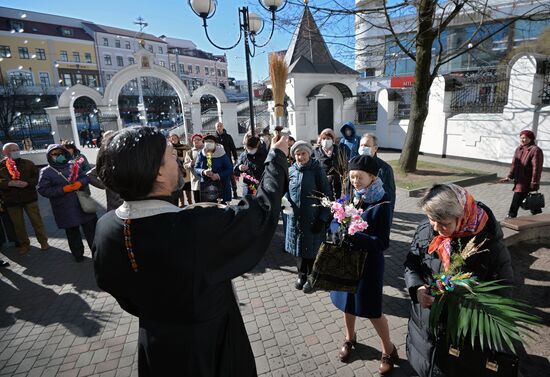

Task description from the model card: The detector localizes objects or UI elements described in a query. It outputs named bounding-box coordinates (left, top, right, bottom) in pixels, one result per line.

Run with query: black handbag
left=520, top=192, right=545, bottom=212
left=435, top=336, right=519, bottom=377
left=307, top=241, right=367, bottom=294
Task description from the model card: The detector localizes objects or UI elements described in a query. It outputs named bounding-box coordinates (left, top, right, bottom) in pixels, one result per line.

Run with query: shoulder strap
left=48, top=166, right=70, bottom=183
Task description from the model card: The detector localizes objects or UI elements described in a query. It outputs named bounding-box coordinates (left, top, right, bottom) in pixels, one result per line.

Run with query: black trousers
left=0, top=209, right=18, bottom=246
left=508, top=192, right=542, bottom=217
left=65, top=217, right=97, bottom=259
left=192, top=190, right=201, bottom=204
left=297, top=257, right=315, bottom=279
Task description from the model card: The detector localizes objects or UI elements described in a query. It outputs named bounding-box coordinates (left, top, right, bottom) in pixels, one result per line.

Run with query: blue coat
left=194, top=146, right=233, bottom=203
left=330, top=192, right=391, bottom=318
left=285, top=159, right=333, bottom=259
left=37, top=146, right=96, bottom=229
left=340, top=122, right=361, bottom=160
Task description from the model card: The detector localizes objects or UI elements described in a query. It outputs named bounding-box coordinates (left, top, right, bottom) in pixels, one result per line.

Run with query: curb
left=400, top=173, right=498, bottom=197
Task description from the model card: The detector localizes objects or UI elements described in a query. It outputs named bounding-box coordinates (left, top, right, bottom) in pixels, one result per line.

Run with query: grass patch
left=387, top=160, right=487, bottom=190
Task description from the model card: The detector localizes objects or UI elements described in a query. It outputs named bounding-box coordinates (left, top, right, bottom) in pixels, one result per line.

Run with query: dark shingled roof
left=284, top=6, right=357, bottom=75
left=0, top=17, right=94, bottom=41
left=82, top=22, right=165, bottom=43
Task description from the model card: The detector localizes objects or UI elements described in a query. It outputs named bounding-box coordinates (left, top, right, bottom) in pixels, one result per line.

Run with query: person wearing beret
left=330, top=154, right=398, bottom=375
left=184, top=133, right=204, bottom=204
left=499, top=129, right=544, bottom=218
left=194, top=134, right=233, bottom=204
left=284, top=140, right=333, bottom=293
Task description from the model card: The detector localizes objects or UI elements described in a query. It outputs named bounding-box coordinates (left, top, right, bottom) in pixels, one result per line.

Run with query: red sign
left=390, top=76, right=415, bottom=88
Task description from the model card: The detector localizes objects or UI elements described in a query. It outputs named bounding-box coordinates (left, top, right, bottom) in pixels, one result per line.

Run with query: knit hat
left=519, top=129, right=535, bottom=140
left=191, top=133, right=203, bottom=141
left=290, top=140, right=313, bottom=156
left=202, top=134, right=217, bottom=143
left=348, top=155, right=379, bottom=176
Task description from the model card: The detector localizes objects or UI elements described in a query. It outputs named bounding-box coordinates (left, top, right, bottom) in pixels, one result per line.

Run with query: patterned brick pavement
left=0, top=153, right=548, bottom=377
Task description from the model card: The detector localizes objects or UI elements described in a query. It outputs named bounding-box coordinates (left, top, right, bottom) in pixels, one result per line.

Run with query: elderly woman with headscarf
left=499, top=129, right=544, bottom=218
left=314, top=128, right=346, bottom=199
left=285, top=141, right=333, bottom=293
left=404, top=183, right=513, bottom=377
left=330, top=155, right=397, bottom=375
left=92, top=126, right=290, bottom=376
left=37, top=145, right=97, bottom=262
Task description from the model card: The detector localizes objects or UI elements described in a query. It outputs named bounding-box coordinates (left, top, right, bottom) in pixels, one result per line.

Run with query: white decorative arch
left=57, top=84, right=104, bottom=108
left=190, top=83, right=228, bottom=104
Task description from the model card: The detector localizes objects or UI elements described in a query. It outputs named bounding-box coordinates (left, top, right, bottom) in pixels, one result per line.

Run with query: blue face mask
left=55, top=155, right=66, bottom=164
left=358, top=146, right=371, bottom=156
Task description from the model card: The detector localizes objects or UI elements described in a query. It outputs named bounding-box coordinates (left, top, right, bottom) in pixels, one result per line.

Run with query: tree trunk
left=398, top=0, right=436, bottom=173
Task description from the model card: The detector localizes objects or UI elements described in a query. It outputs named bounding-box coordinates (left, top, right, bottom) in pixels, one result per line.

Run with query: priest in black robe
left=92, top=126, right=289, bottom=377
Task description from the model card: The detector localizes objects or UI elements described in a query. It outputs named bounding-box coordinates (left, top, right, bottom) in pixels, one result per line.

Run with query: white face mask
left=9, top=151, right=21, bottom=159
left=358, top=146, right=371, bottom=156
left=247, top=148, right=258, bottom=155
left=321, top=139, right=333, bottom=149
left=204, top=142, right=215, bottom=151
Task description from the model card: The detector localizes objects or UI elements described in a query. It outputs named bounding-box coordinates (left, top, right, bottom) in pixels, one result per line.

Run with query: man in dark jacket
left=215, top=122, right=239, bottom=199
left=0, top=143, right=49, bottom=255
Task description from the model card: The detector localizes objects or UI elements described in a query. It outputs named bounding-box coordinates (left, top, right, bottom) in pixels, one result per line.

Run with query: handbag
left=520, top=192, right=545, bottom=212
left=49, top=166, right=97, bottom=214
left=307, top=241, right=367, bottom=294
left=435, top=334, right=519, bottom=377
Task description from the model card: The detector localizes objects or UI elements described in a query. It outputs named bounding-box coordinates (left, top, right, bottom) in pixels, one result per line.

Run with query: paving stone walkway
left=0, top=152, right=548, bottom=377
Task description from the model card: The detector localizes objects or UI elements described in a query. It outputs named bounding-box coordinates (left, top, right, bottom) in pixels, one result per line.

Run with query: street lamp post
left=188, top=0, right=287, bottom=136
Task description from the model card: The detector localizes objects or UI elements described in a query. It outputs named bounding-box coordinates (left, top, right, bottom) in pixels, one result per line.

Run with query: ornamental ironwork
left=540, top=59, right=550, bottom=106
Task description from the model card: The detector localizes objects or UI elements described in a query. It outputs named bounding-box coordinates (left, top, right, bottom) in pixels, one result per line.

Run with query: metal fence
left=448, top=67, right=509, bottom=114
left=1, top=114, right=54, bottom=149
left=392, top=89, right=412, bottom=119
left=356, top=93, right=378, bottom=123
left=539, top=59, right=550, bottom=106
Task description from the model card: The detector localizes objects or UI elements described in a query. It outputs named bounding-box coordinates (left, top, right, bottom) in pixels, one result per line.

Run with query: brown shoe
left=379, top=344, right=398, bottom=375
left=40, top=242, right=51, bottom=251
left=17, top=245, right=30, bottom=256
left=338, top=334, right=357, bottom=362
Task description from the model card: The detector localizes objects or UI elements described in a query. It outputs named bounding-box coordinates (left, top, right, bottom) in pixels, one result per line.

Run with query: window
left=10, top=21, right=24, bottom=32
left=115, top=39, right=121, bottom=48
left=170, top=63, right=176, bottom=72
left=188, top=64, right=193, bottom=74
left=106, top=74, right=112, bottom=81
left=221, top=69, right=225, bottom=76
left=104, top=55, right=112, bottom=65
left=9, top=70, right=33, bottom=86
left=72, top=52, right=80, bottom=62
left=217, top=69, right=221, bottom=76
left=128, top=57, right=135, bottom=65
left=125, top=41, right=131, bottom=49
left=75, top=73, right=83, bottom=84
left=0, top=46, right=11, bottom=58
left=61, top=28, right=73, bottom=37
left=179, top=63, right=184, bottom=74
left=116, top=56, right=124, bottom=66
left=87, top=75, right=97, bottom=87
left=148, top=45, right=154, bottom=53
left=159, top=46, right=163, bottom=54
left=361, top=68, right=376, bottom=78
left=39, top=72, right=50, bottom=86
left=18, top=47, right=29, bottom=59
left=159, top=60, right=166, bottom=67
left=85, top=52, right=92, bottom=63
left=103, top=38, right=109, bottom=46
left=35, top=48, right=46, bottom=60
left=60, top=50, right=68, bottom=61
left=63, top=73, right=72, bottom=86
left=195, top=65, right=200, bottom=74
left=205, top=67, right=209, bottom=76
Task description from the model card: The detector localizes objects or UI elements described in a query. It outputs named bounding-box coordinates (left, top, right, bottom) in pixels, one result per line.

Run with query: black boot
left=295, top=275, right=306, bottom=290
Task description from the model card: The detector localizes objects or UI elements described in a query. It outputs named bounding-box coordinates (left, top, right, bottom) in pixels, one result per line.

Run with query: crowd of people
left=0, top=124, right=544, bottom=377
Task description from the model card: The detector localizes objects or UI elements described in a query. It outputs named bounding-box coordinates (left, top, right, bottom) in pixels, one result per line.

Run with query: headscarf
left=519, top=129, right=535, bottom=141
left=427, top=184, right=489, bottom=271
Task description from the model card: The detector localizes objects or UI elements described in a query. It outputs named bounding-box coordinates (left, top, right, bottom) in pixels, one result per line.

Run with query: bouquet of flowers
left=429, top=238, right=541, bottom=354
left=241, top=172, right=259, bottom=196
left=68, top=162, right=80, bottom=183
left=317, top=195, right=368, bottom=237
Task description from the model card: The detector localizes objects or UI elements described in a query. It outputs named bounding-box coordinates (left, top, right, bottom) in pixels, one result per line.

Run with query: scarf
left=354, top=176, right=385, bottom=204
left=428, top=184, right=489, bottom=271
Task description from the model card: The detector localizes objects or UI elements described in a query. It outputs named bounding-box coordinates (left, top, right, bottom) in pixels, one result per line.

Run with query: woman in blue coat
left=194, top=135, right=233, bottom=204
left=37, top=144, right=97, bottom=262
left=285, top=141, right=333, bottom=293
left=330, top=155, right=397, bottom=375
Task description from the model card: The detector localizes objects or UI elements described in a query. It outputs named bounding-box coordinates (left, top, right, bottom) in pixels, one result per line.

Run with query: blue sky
left=0, top=0, right=356, bottom=81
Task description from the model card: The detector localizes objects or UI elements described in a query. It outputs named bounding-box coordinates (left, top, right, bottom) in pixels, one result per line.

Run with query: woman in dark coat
left=500, top=129, right=544, bottom=217
left=404, top=183, right=514, bottom=377
left=285, top=141, right=333, bottom=293
left=330, top=155, right=397, bottom=375
left=92, top=126, right=289, bottom=377
left=37, top=144, right=97, bottom=262
left=234, top=135, right=267, bottom=196
left=313, top=128, right=346, bottom=199
left=194, top=135, right=233, bottom=203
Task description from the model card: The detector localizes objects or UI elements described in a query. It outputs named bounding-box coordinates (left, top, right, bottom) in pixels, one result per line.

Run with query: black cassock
left=93, top=150, right=288, bottom=377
